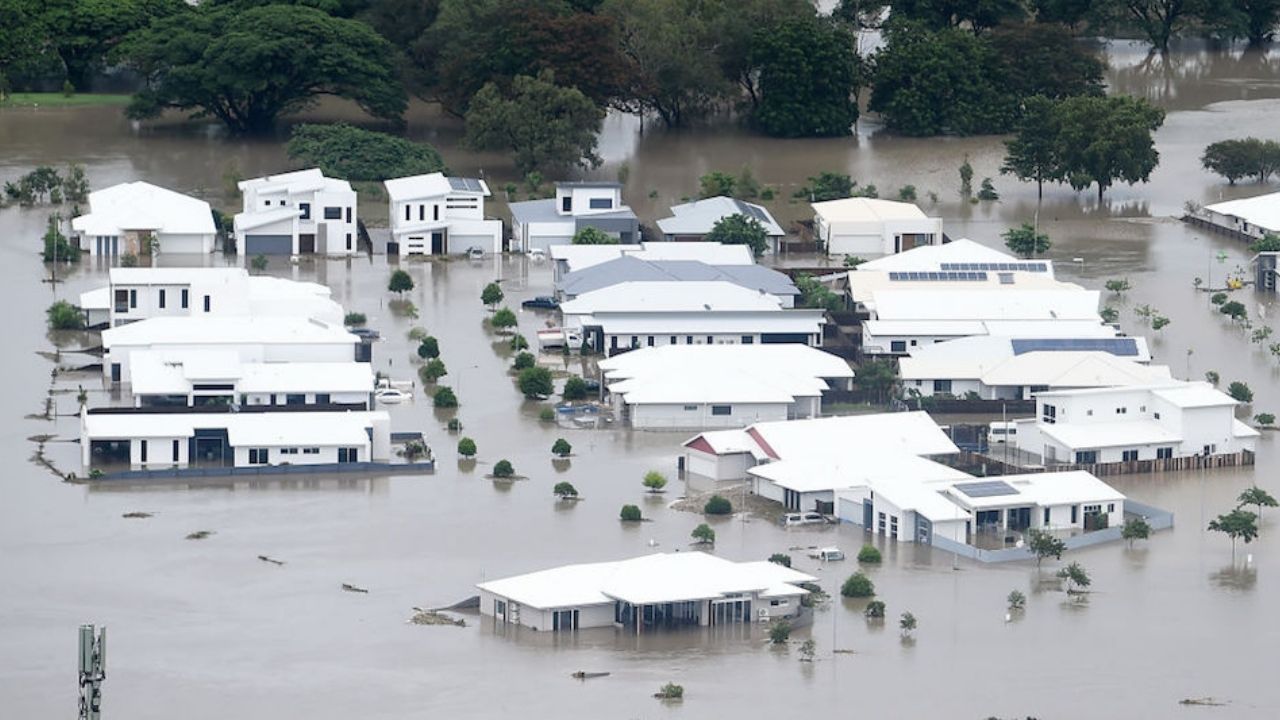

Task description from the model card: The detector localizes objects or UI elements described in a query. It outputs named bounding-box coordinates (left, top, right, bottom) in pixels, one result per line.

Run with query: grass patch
left=1, top=93, right=131, bottom=108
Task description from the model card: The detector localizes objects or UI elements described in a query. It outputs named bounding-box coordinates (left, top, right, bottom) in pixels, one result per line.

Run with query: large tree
left=1034, top=0, right=1098, bottom=28
left=751, top=16, right=860, bottom=138
left=705, top=214, right=770, bottom=256
left=987, top=23, right=1105, bottom=101
left=889, top=0, right=1026, bottom=32
left=40, top=0, right=186, bottom=90
left=114, top=4, right=406, bottom=133
left=1105, top=0, right=1208, bottom=53
left=1001, top=95, right=1064, bottom=198
left=1201, top=138, right=1280, bottom=185
left=714, top=0, right=816, bottom=110
left=0, top=1, right=66, bottom=90
left=286, top=124, right=446, bottom=182
left=1055, top=94, right=1165, bottom=201
left=1218, top=0, right=1280, bottom=44
left=464, top=70, right=604, bottom=174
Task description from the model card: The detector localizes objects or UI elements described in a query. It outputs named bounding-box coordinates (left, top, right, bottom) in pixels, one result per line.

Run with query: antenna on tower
left=79, top=624, right=106, bottom=720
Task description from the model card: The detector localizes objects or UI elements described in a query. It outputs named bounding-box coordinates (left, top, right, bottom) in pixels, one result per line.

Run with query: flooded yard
left=3, top=39, right=1280, bottom=719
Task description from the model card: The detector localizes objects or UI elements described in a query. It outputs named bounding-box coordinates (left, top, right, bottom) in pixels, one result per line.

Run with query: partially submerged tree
left=420, top=359, right=448, bottom=383
left=1027, top=528, right=1066, bottom=567
left=703, top=494, right=732, bottom=515
left=841, top=571, right=875, bottom=598
left=1208, top=508, right=1259, bottom=561
left=691, top=523, right=716, bottom=544
left=620, top=504, right=643, bottom=522
left=1228, top=381, right=1253, bottom=403
left=433, top=386, right=459, bottom=408
left=1007, top=590, right=1026, bottom=611
left=493, top=459, right=515, bottom=478
left=749, top=15, right=860, bottom=138
left=899, top=611, right=917, bottom=637
left=416, top=336, right=440, bottom=359
left=1056, top=562, right=1091, bottom=594
left=864, top=600, right=886, bottom=618
left=464, top=70, right=604, bottom=175
left=1237, top=486, right=1278, bottom=522
left=642, top=470, right=668, bottom=493
left=857, top=544, right=882, bottom=564
left=769, top=619, right=791, bottom=644
left=1122, top=516, right=1152, bottom=548
left=705, top=214, right=770, bottom=257
left=1054, top=95, right=1165, bottom=202
left=286, top=124, right=445, bottom=181
left=1201, top=138, right=1280, bottom=185
left=456, top=436, right=477, bottom=457
left=46, top=300, right=84, bottom=330
left=491, top=307, right=518, bottom=332
left=551, top=438, right=572, bottom=457
left=388, top=269, right=414, bottom=295
left=768, top=553, right=792, bottom=567
left=480, top=282, right=504, bottom=309
left=517, top=366, right=554, bottom=399
left=562, top=376, right=589, bottom=401
left=1001, top=224, right=1051, bottom=258
left=553, top=481, right=578, bottom=499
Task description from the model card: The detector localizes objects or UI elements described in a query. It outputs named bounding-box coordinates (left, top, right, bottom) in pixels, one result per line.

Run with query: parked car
left=466, top=246, right=485, bottom=260
left=781, top=511, right=826, bottom=527
left=582, top=378, right=601, bottom=392
left=806, top=546, right=845, bottom=561
left=374, top=388, right=411, bottom=404
left=528, top=248, right=547, bottom=262
left=522, top=296, right=559, bottom=310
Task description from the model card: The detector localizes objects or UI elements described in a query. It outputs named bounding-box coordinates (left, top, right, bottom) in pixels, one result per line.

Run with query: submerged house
left=810, top=197, right=943, bottom=256
left=1196, top=191, right=1280, bottom=242
left=384, top=172, right=502, bottom=255
left=509, top=181, right=639, bottom=253
left=554, top=255, right=798, bottom=306
left=549, top=241, right=754, bottom=281
left=234, top=168, right=359, bottom=257
left=72, top=181, right=216, bottom=257
left=656, top=196, right=785, bottom=253
left=127, top=351, right=374, bottom=410
left=477, top=552, right=816, bottom=633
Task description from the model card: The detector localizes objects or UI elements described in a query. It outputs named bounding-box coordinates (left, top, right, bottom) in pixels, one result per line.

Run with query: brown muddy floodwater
left=2, top=39, right=1280, bottom=720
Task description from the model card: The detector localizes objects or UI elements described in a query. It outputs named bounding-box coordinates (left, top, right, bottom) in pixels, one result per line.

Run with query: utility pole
left=78, top=624, right=106, bottom=720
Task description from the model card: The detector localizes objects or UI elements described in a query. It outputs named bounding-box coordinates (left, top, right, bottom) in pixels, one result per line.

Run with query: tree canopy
left=1001, top=96, right=1063, bottom=198
left=287, top=124, right=445, bottom=182
left=1002, top=224, right=1051, bottom=258
left=114, top=4, right=407, bottom=133
left=464, top=70, right=604, bottom=174
left=572, top=226, right=618, bottom=245
left=1201, top=138, right=1280, bottom=185
left=750, top=16, right=860, bottom=138
left=705, top=214, right=770, bottom=257
left=1030, top=94, right=1166, bottom=201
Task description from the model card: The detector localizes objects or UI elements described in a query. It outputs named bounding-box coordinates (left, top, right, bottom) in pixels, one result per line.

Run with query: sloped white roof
left=103, top=316, right=356, bottom=348
left=476, top=552, right=816, bottom=610
left=234, top=206, right=300, bottom=232
left=745, top=411, right=959, bottom=461
left=748, top=454, right=968, bottom=493
left=587, top=310, right=824, bottom=335
left=1150, top=382, right=1239, bottom=408
left=847, top=270, right=1074, bottom=308
left=72, top=182, right=214, bottom=237
left=870, top=289, right=1100, bottom=322
left=657, top=196, right=785, bottom=236
left=110, top=268, right=244, bottom=286
left=129, top=351, right=374, bottom=396
left=384, top=173, right=489, bottom=202
left=1205, top=191, right=1280, bottom=233
left=899, top=336, right=1152, bottom=382
left=83, top=411, right=386, bottom=446
left=560, top=281, right=783, bottom=315
left=812, top=197, right=929, bottom=223
left=684, top=428, right=759, bottom=455
left=549, top=242, right=755, bottom=272
left=857, top=239, right=1019, bottom=272
left=976, top=352, right=1171, bottom=389
left=946, top=471, right=1126, bottom=510
left=1040, top=420, right=1182, bottom=449
left=79, top=286, right=110, bottom=311
left=238, top=168, right=352, bottom=195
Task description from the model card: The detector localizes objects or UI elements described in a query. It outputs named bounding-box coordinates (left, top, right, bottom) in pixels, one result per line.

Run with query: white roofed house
left=384, top=172, right=503, bottom=256
left=1013, top=381, right=1260, bottom=466
left=656, top=196, right=786, bottom=254
left=810, top=197, right=943, bottom=256
left=72, top=181, right=216, bottom=257
left=477, top=552, right=816, bottom=633
left=599, top=345, right=854, bottom=429
left=97, top=267, right=342, bottom=328
left=127, top=351, right=375, bottom=410
left=555, top=255, right=800, bottom=307
left=509, top=181, right=639, bottom=254
left=235, top=168, right=358, bottom=257
left=549, top=240, right=754, bottom=282
left=1195, top=191, right=1280, bottom=242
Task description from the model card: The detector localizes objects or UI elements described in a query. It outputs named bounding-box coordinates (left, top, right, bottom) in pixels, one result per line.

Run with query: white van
left=989, top=421, right=1017, bottom=444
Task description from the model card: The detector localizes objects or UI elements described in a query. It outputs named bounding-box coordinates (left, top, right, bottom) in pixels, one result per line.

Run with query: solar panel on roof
left=736, top=202, right=770, bottom=224
left=941, top=262, right=1050, bottom=273
left=448, top=177, right=484, bottom=192
left=1010, top=338, right=1140, bottom=356
left=954, top=480, right=1019, bottom=498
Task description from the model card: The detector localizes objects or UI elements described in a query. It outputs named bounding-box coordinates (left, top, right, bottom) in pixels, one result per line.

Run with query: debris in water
left=571, top=671, right=610, bottom=680
left=185, top=530, right=214, bottom=540
left=1179, top=698, right=1227, bottom=706
left=257, top=555, right=285, bottom=566
left=122, top=512, right=154, bottom=519
left=833, top=649, right=856, bottom=655
left=341, top=583, right=369, bottom=594
left=409, top=607, right=465, bottom=626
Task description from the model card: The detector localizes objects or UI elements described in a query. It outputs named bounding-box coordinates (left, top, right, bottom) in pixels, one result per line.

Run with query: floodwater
left=3, top=39, right=1280, bottom=719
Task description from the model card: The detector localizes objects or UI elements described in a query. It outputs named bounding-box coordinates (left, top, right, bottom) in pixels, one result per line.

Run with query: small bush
left=691, top=522, right=716, bottom=544
left=512, top=352, right=535, bottom=370
left=491, top=307, right=517, bottom=331
left=857, top=544, right=882, bottom=564
left=417, top=336, right=440, bottom=359
left=481, top=282, right=504, bottom=308
left=656, top=682, right=683, bottom=700
left=1210, top=292, right=1228, bottom=306
left=433, top=386, right=458, bottom=408
left=388, top=269, right=414, bottom=294
left=642, top=470, right=668, bottom=492
left=408, top=326, right=429, bottom=342
left=703, top=494, right=732, bottom=515
left=456, top=437, right=476, bottom=457
left=620, top=504, right=642, bottom=522
left=517, top=366, right=554, bottom=398
left=864, top=600, right=886, bottom=618
left=493, top=459, right=514, bottom=478
left=1255, top=412, right=1276, bottom=427
left=510, top=334, right=530, bottom=351
left=419, top=358, right=447, bottom=383
left=1205, top=370, right=1220, bottom=385
left=553, top=481, right=578, bottom=498
left=1228, top=381, right=1253, bottom=403
left=551, top=438, right=572, bottom=457
left=343, top=312, right=367, bottom=327
left=46, top=300, right=84, bottom=330
left=841, top=572, right=875, bottom=598
left=446, top=417, right=462, bottom=432
left=538, top=406, right=556, bottom=422
left=250, top=254, right=269, bottom=271
left=769, top=620, right=791, bottom=644
left=562, top=376, right=589, bottom=400
left=1007, top=590, right=1026, bottom=610
left=768, top=553, right=792, bottom=568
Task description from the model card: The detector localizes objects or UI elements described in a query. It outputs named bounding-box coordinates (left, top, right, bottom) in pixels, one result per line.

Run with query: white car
left=374, top=388, right=411, bottom=404
left=781, top=511, right=826, bottom=527
left=466, top=246, right=485, bottom=260
left=806, top=547, right=845, bottom=561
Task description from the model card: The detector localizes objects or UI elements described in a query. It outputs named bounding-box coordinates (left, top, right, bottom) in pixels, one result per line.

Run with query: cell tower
left=78, top=624, right=106, bottom=720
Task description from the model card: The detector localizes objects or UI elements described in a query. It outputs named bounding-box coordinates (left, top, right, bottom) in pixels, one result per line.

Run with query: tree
left=434, top=386, right=459, bottom=408
left=62, top=164, right=89, bottom=204
left=1220, top=301, right=1248, bottom=323
left=493, top=459, right=515, bottom=478
left=1151, top=316, right=1170, bottom=331
left=416, top=336, right=440, bottom=359
left=1002, top=224, right=1051, bottom=258
left=388, top=269, right=414, bottom=295
left=553, top=481, right=578, bottom=498
left=750, top=15, right=860, bottom=138
left=959, top=157, right=974, bottom=196
left=1027, top=528, right=1066, bottom=567
left=705, top=214, right=769, bottom=257
left=835, top=0, right=889, bottom=28
left=464, top=70, right=604, bottom=175
left=1208, top=508, right=1259, bottom=560
left=889, top=0, right=1025, bottom=30
left=41, top=215, right=77, bottom=263
left=286, top=124, right=446, bottom=182
left=1251, top=234, right=1280, bottom=253
left=620, top=504, right=642, bottom=522
left=1106, top=0, right=1203, bottom=53
left=869, top=25, right=1018, bottom=136
left=481, top=282, right=504, bottom=309
left=491, top=308, right=518, bottom=332
left=420, top=358, right=448, bottom=383
left=510, top=334, right=530, bottom=351
left=704, top=495, right=732, bottom=515
left=769, top=619, right=791, bottom=644
left=1001, top=96, right=1062, bottom=199
left=344, top=312, right=367, bottom=327
left=642, top=470, right=668, bottom=493
left=986, top=24, right=1104, bottom=101
left=1237, top=485, right=1278, bottom=521
left=1205, top=370, right=1221, bottom=385
left=37, top=0, right=188, bottom=91
left=518, top=366, right=554, bottom=398
left=113, top=4, right=407, bottom=133
left=1007, top=589, right=1026, bottom=610
left=456, top=436, right=476, bottom=457
left=795, top=274, right=843, bottom=312
left=571, top=226, right=617, bottom=245
left=691, top=523, right=716, bottom=544
left=1100, top=307, right=1119, bottom=324
left=768, top=553, right=792, bottom=567
left=512, top=352, right=535, bottom=371
left=857, top=358, right=897, bottom=404
left=1217, top=0, right=1280, bottom=44
left=1056, top=562, right=1091, bottom=593
left=562, top=376, right=589, bottom=400
left=1034, top=0, right=1096, bottom=27
left=47, top=300, right=84, bottom=330
left=864, top=600, right=886, bottom=618
left=857, top=544, right=883, bottom=563
left=899, top=611, right=917, bottom=637
left=1054, top=95, right=1165, bottom=201
left=1201, top=138, right=1280, bottom=185
left=552, top=438, right=572, bottom=457
left=841, top=571, right=875, bottom=597
left=1255, top=412, right=1276, bottom=427
left=1210, top=292, right=1228, bottom=306
left=798, top=172, right=853, bottom=201
left=698, top=171, right=737, bottom=199
left=1122, top=516, right=1152, bottom=548
left=798, top=639, right=816, bottom=661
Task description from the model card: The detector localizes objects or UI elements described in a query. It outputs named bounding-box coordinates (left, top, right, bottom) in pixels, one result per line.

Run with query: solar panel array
left=940, top=262, right=1049, bottom=272
left=1011, top=338, right=1140, bottom=357
left=888, top=271, right=989, bottom=282
left=953, top=480, right=1019, bottom=498
left=448, top=177, right=485, bottom=193
left=734, top=200, right=772, bottom=225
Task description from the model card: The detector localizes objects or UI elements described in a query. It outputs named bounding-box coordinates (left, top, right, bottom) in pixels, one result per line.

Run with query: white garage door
left=826, top=233, right=882, bottom=256
left=685, top=452, right=719, bottom=479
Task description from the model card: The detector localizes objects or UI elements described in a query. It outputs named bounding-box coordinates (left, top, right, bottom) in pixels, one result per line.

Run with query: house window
left=203, top=295, right=211, bottom=313
left=433, top=205, right=439, bottom=221
left=1203, top=444, right=1217, bottom=456
left=1074, top=450, right=1097, bottom=464
left=589, top=198, right=613, bottom=209
left=647, top=336, right=655, bottom=347
left=172, top=439, right=180, bottom=462
left=338, top=447, right=359, bottom=463
left=324, top=206, right=342, bottom=220
left=300, top=203, right=311, bottom=220
left=303, top=448, right=320, bottom=455
left=158, top=289, right=166, bottom=309
left=114, top=289, right=129, bottom=313
left=1107, top=503, right=1115, bottom=513
left=1086, top=409, right=1093, bottom=416
left=1139, top=406, right=1146, bottom=412
left=890, top=515, right=898, bottom=540
left=280, top=448, right=298, bottom=455
left=248, top=448, right=269, bottom=465
left=285, top=394, right=306, bottom=405
left=683, top=405, right=697, bottom=411
left=1156, top=447, right=1173, bottom=459
left=129, top=289, right=137, bottom=308
left=181, top=289, right=189, bottom=309
left=910, top=339, right=917, bottom=346
left=630, top=336, right=639, bottom=348
left=1122, top=449, right=1139, bottom=461
left=706, top=336, right=713, bottom=345
left=669, top=336, right=677, bottom=344
left=741, top=336, right=754, bottom=344
left=686, top=336, right=693, bottom=344
left=1154, top=412, right=1161, bottom=419
left=561, top=196, right=572, bottom=213
left=346, top=233, right=352, bottom=250
left=878, top=512, right=886, bottom=533
left=1043, top=404, right=1057, bottom=425
left=1115, top=407, right=1127, bottom=415
left=346, top=207, right=352, bottom=223
left=890, top=341, right=906, bottom=353
left=140, top=440, right=148, bottom=463
left=1043, top=507, right=1050, bottom=524
left=933, top=380, right=952, bottom=393
left=1070, top=505, right=1078, bottom=523
left=405, top=205, right=411, bottom=222
left=316, top=393, right=330, bottom=404
left=711, top=405, right=731, bottom=416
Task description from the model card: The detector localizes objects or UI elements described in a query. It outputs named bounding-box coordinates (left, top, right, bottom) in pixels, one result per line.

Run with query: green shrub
left=551, top=438, right=572, bottom=457
left=420, top=358, right=447, bottom=383
left=1228, top=381, right=1253, bottom=403
left=642, top=471, right=667, bottom=493
left=864, top=600, right=886, bottom=618
left=620, top=504, right=642, bottom=522
left=553, top=481, right=578, bottom=498
left=691, top=523, right=716, bottom=544
left=512, top=352, right=535, bottom=370
left=416, top=336, right=440, bottom=359
left=456, top=437, right=476, bottom=457
left=287, top=123, right=446, bottom=181
left=518, top=366, right=554, bottom=398
left=343, top=312, right=367, bottom=326
left=769, top=620, right=791, bottom=644
left=704, top=495, right=732, bottom=515
left=841, top=572, right=875, bottom=598
left=481, top=282, right=504, bottom=308
left=250, top=254, right=269, bottom=271
left=389, top=269, right=414, bottom=294
left=41, top=215, right=77, bottom=262
left=538, top=406, right=556, bottom=422
left=768, top=553, right=792, bottom=568
left=446, top=417, right=463, bottom=432
left=857, top=544, right=882, bottom=564
left=408, top=326, right=429, bottom=342
left=656, top=682, right=683, bottom=700
left=510, top=334, right=530, bottom=351
left=491, top=307, right=517, bottom=331
left=46, top=300, right=84, bottom=330
left=433, top=386, right=458, bottom=408
left=562, top=376, right=589, bottom=400
left=493, top=459, right=514, bottom=478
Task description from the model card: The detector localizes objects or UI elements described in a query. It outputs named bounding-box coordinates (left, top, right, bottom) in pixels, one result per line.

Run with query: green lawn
left=0, top=93, right=130, bottom=108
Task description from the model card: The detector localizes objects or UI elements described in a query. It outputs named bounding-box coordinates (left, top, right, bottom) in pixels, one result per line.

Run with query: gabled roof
left=556, top=256, right=798, bottom=298
left=548, top=242, right=755, bottom=271
left=72, top=182, right=215, bottom=236
left=811, top=197, right=930, bottom=223
left=657, top=196, right=785, bottom=236
left=977, top=352, right=1171, bottom=389
left=1204, top=191, right=1280, bottom=232
left=238, top=168, right=352, bottom=195
left=748, top=454, right=967, bottom=493
left=743, top=411, right=959, bottom=461
left=898, top=336, right=1152, bottom=382
left=560, top=281, right=784, bottom=315
left=856, top=239, right=1019, bottom=272
left=869, top=289, right=1101, bottom=322
left=384, top=173, right=489, bottom=202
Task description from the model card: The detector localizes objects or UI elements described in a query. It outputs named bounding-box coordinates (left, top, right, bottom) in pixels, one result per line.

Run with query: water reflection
left=1210, top=563, right=1258, bottom=591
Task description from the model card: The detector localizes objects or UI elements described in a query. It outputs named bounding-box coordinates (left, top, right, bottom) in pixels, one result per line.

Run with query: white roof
left=1205, top=191, right=1280, bottom=233
left=82, top=410, right=386, bottom=446
left=847, top=270, right=1073, bottom=309
left=109, top=267, right=247, bottom=286
left=560, top=281, right=783, bottom=315
left=599, top=345, right=852, bottom=405
left=129, top=351, right=374, bottom=396
left=79, top=286, right=110, bottom=311
left=587, top=310, right=825, bottom=335
left=383, top=173, right=489, bottom=202
left=477, top=552, right=816, bottom=610
left=744, top=411, right=959, bottom=461
left=686, top=428, right=759, bottom=454
left=945, top=471, right=1126, bottom=510
left=748, top=454, right=968, bottom=493
left=72, top=181, right=215, bottom=237
left=549, top=242, right=755, bottom=272
left=899, top=336, right=1152, bottom=381
left=811, top=197, right=929, bottom=223
left=870, top=289, right=1100, bottom=322
left=234, top=206, right=300, bottom=232
left=238, top=168, right=352, bottom=195
left=972, top=352, right=1171, bottom=389
left=1040, top=420, right=1182, bottom=449
left=863, top=479, right=973, bottom=522
left=656, top=196, right=785, bottom=236
left=103, top=316, right=356, bottom=349
left=857, top=239, right=1019, bottom=272
left=1035, top=381, right=1237, bottom=408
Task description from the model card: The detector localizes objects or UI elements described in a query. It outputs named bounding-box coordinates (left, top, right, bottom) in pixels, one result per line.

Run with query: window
left=1203, top=444, right=1217, bottom=456
left=910, top=339, right=917, bottom=346
left=706, top=336, right=713, bottom=345
left=1070, top=505, right=1078, bottom=523
left=1107, top=503, right=1115, bottom=513
left=1156, top=447, right=1173, bottom=460
left=280, top=448, right=298, bottom=455
left=338, top=447, right=359, bottom=463
left=710, top=405, right=732, bottom=416
left=741, top=336, right=754, bottom=344
left=1074, top=450, right=1097, bottom=464
left=140, top=440, right=148, bottom=463
left=878, top=512, right=886, bottom=533
left=890, top=340, right=907, bottom=353
left=670, top=336, right=677, bottom=344
left=1043, top=404, right=1057, bottom=425
left=299, top=202, right=311, bottom=220
left=203, top=295, right=211, bottom=313
left=248, top=448, right=269, bottom=465
left=172, top=439, right=180, bottom=462
left=303, top=448, right=320, bottom=455
left=404, top=205, right=411, bottom=222
left=346, top=207, right=352, bottom=223
left=588, top=197, right=613, bottom=209
left=1115, top=407, right=1127, bottom=415
left=285, top=394, right=306, bottom=405
left=1043, top=507, right=1050, bottom=524
left=1154, top=412, right=1161, bottom=420
left=129, top=289, right=137, bottom=309
left=770, top=599, right=788, bottom=607
left=346, top=233, right=352, bottom=251
left=324, top=206, right=342, bottom=220
left=181, top=289, right=189, bottom=309
left=683, top=405, right=697, bottom=411
left=647, top=336, right=655, bottom=347
left=1139, top=406, right=1146, bottom=412
left=890, top=515, right=898, bottom=540
left=158, top=289, right=166, bottom=309
left=561, top=196, right=572, bottom=212
left=1122, top=449, right=1139, bottom=462
left=114, top=289, right=129, bottom=313
left=686, top=336, right=693, bottom=344
left=432, top=205, right=438, bottom=221
left=1086, top=409, right=1093, bottom=416
left=316, top=394, right=330, bottom=404
left=933, top=380, right=952, bottom=393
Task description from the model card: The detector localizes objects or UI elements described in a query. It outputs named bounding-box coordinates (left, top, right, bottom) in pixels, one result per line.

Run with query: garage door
left=685, top=452, right=719, bottom=479
left=529, top=234, right=573, bottom=253
left=827, top=234, right=881, bottom=256
left=452, top=234, right=495, bottom=254
left=244, top=234, right=293, bottom=255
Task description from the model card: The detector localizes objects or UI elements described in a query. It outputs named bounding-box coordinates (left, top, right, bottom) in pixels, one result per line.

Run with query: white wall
left=862, top=329, right=960, bottom=356
left=130, top=436, right=188, bottom=469
left=903, top=378, right=982, bottom=399
left=558, top=187, right=622, bottom=216
left=684, top=448, right=753, bottom=481
left=629, top=402, right=786, bottom=429
left=158, top=233, right=214, bottom=254
left=106, top=342, right=355, bottom=382
left=603, top=331, right=820, bottom=355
